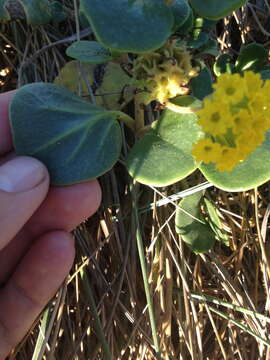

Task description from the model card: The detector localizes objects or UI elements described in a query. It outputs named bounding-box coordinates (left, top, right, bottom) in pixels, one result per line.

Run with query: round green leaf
left=18, top=0, right=52, bottom=24
left=171, top=0, right=191, bottom=31
left=66, top=41, right=113, bottom=64
left=10, top=83, right=122, bottom=186
left=175, top=191, right=216, bottom=253
left=199, top=131, right=270, bottom=191
left=176, top=7, right=194, bottom=34
left=235, top=43, right=268, bottom=72
left=189, top=0, right=247, bottom=20
left=214, top=54, right=234, bottom=76
left=190, top=66, right=213, bottom=100
left=126, top=109, right=203, bottom=186
left=80, top=0, right=174, bottom=53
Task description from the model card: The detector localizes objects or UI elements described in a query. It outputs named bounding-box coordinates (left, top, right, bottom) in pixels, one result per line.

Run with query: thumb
left=0, top=156, right=49, bottom=251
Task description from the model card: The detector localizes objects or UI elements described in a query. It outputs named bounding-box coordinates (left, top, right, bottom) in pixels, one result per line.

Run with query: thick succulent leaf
left=10, top=83, right=122, bottom=186
left=214, top=54, right=234, bottom=76
left=204, top=199, right=229, bottom=245
left=0, top=0, right=10, bottom=21
left=50, top=1, right=67, bottom=22
left=200, top=131, right=270, bottom=191
left=80, top=0, right=173, bottom=53
left=187, top=32, right=209, bottom=49
left=189, top=0, right=247, bottom=20
left=54, top=61, right=133, bottom=110
left=54, top=60, right=95, bottom=95
left=235, top=43, right=268, bottom=72
left=18, top=0, right=52, bottom=24
left=126, top=108, right=203, bottom=186
left=175, top=191, right=216, bottom=253
left=176, top=7, right=193, bottom=34
left=66, top=41, right=113, bottom=64
left=199, top=39, right=219, bottom=57
left=171, top=0, right=191, bottom=31
left=190, top=66, right=213, bottom=100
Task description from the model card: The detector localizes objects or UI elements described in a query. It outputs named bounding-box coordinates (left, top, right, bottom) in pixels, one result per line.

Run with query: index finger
left=0, top=90, right=16, bottom=155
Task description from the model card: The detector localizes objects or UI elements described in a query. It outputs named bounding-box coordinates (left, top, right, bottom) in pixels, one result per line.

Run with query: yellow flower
left=193, top=71, right=270, bottom=172
left=213, top=73, right=246, bottom=104
left=215, top=147, right=240, bottom=172
left=197, top=99, right=230, bottom=135
left=192, top=138, right=222, bottom=164
left=243, top=71, right=263, bottom=96
left=231, top=109, right=252, bottom=134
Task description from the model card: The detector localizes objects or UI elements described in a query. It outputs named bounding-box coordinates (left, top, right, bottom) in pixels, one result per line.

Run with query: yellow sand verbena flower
left=192, top=71, right=270, bottom=172
left=133, top=40, right=197, bottom=105
left=197, top=98, right=233, bottom=135
left=192, top=138, right=222, bottom=164
left=212, top=73, right=247, bottom=104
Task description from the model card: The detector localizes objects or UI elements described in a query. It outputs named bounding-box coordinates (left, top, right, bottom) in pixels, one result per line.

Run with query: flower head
left=192, top=71, right=270, bottom=172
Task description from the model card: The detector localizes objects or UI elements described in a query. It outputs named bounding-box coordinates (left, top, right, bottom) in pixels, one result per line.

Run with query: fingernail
left=0, top=157, right=47, bottom=192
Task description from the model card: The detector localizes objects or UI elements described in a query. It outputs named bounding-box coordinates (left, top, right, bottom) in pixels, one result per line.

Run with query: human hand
left=0, top=91, right=102, bottom=359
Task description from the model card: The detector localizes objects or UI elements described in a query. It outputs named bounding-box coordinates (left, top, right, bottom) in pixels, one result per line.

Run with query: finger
left=0, top=156, right=49, bottom=251
left=0, top=90, right=15, bottom=155
left=0, top=231, right=75, bottom=359
left=0, top=179, right=101, bottom=281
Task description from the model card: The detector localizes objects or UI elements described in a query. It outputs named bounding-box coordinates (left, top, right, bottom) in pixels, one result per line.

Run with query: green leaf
left=189, top=0, right=247, bottom=20
left=175, top=191, right=216, bottom=253
left=54, top=61, right=133, bottom=110
left=199, top=131, right=270, bottom=191
left=235, top=43, right=268, bottom=72
left=176, top=7, right=194, bottom=34
left=187, top=32, right=209, bottom=49
left=126, top=107, right=203, bottom=186
left=80, top=0, right=174, bottom=53
left=204, top=199, right=229, bottom=245
left=50, top=1, right=67, bottom=22
left=199, top=39, right=219, bottom=57
left=66, top=41, right=113, bottom=64
left=10, top=83, right=122, bottom=186
left=18, top=0, right=52, bottom=24
left=190, top=66, right=213, bottom=100
left=0, top=0, right=10, bottom=21
left=171, top=0, right=191, bottom=31
left=214, top=54, right=234, bottom=76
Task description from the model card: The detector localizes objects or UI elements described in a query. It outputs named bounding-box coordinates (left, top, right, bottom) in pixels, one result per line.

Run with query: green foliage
left=176, top=7, right=194, bottom=34
left=80, top=0, right=174, bottom=53
left=66, top=41, right=113, bottom=64
left=235, top=43, right=268, bottom=72
left=190, top=66, right=213, bottom=100
left=171, top=0, right=191, bottom=31
left=175, top=191, right=216, bottom=253
left=204, top=199, right=229, bottom=245
left=0, top=0, right=9, bottom=21
left=199, top=131, right=270, bottom=191
left=214, top=54, right=234, bottom=76
left=54, top=61, right=133, bottom=110
left=0, top=0, right=65, bottom=24
left=10, top=83, right=123, bottom=186
left=189, top=0, right=247, bottom=20
left=126, top=106, right=203, bottom=186
left=18, top=0, right=53, bottom=24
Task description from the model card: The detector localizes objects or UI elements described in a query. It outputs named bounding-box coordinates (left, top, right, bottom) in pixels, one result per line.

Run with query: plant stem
left=131, top=182, right=161, bottom=359
left=134, top=94, right=145, bottom=133
left=80, top=269, right=112, bottom=360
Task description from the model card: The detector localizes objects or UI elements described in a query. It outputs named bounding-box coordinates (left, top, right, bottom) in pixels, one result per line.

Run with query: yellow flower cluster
left=192, top=71, right=270, bottom=171
left=133, top=40, right=196, bottom=104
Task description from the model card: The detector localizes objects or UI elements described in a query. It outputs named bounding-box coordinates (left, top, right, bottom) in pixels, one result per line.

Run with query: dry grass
left=1, top=1, right=270, bottom=359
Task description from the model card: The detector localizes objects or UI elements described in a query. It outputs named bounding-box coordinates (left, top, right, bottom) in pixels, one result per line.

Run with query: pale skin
left=0, top=91, right=102, bottom=359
